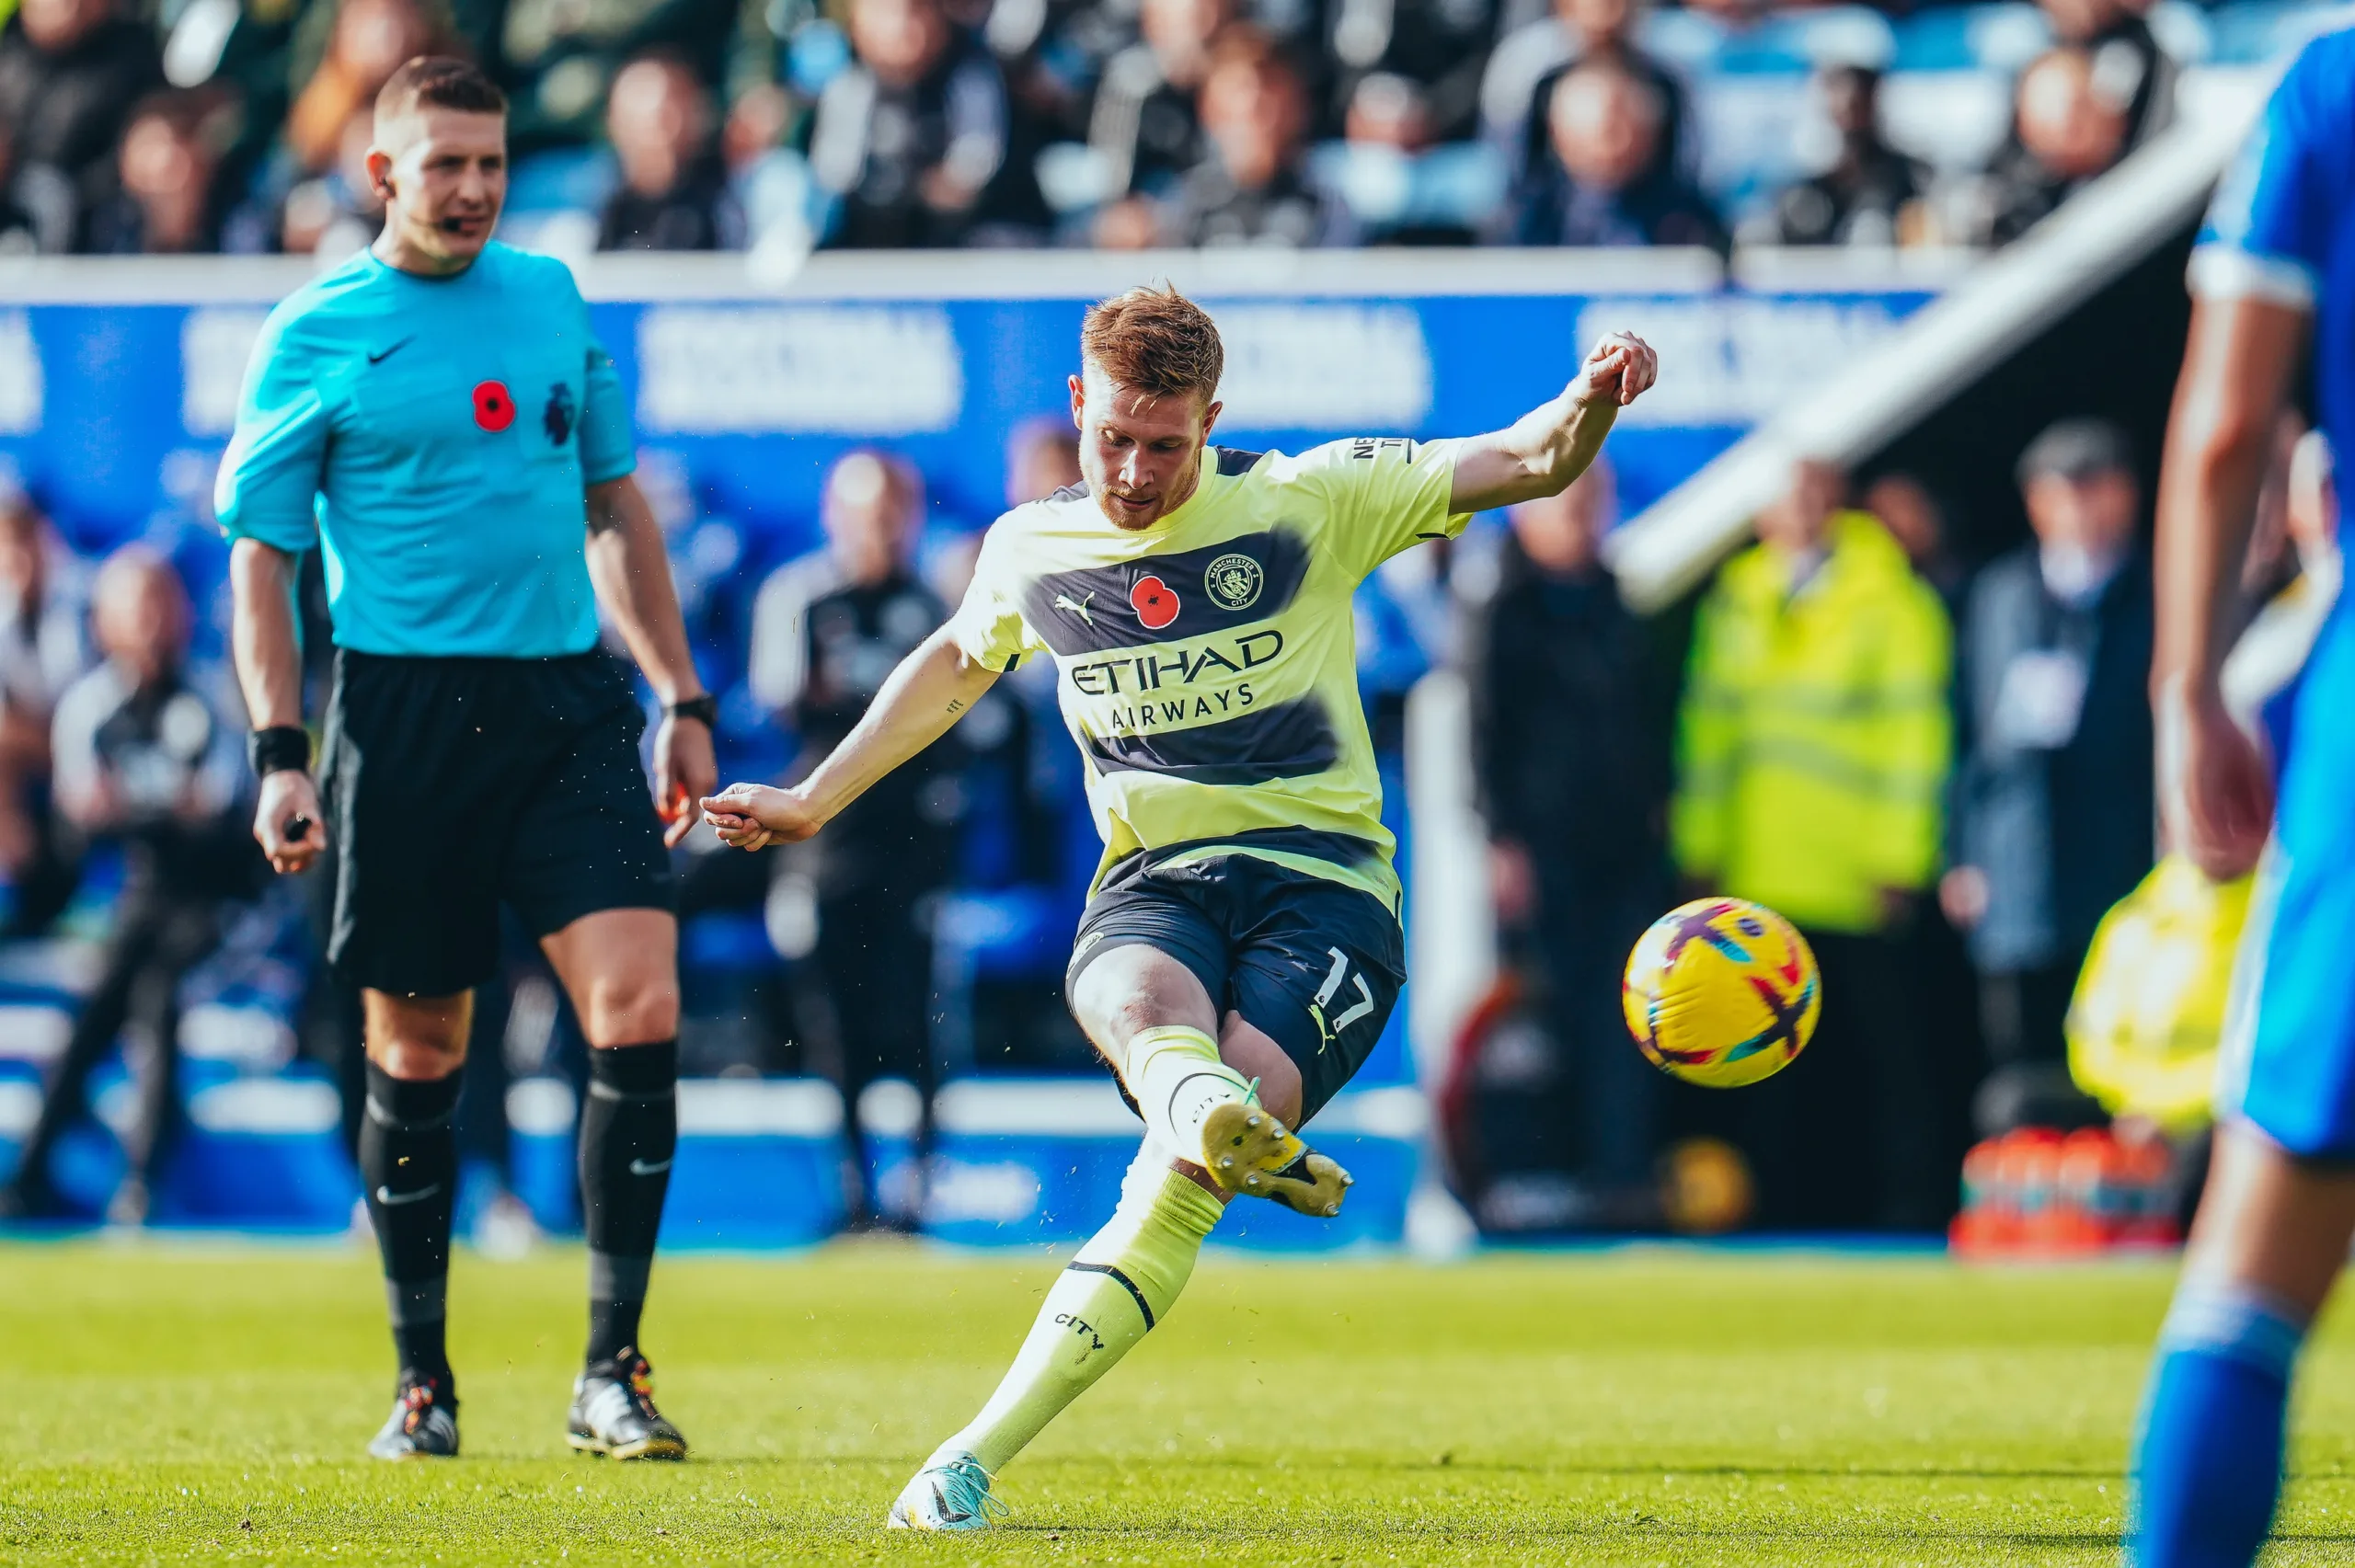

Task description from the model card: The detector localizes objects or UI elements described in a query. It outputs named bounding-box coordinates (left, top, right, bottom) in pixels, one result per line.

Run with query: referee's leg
left=357, top=988, right=471, bottom=1458
left=540, top=907, right=690, bottom=1460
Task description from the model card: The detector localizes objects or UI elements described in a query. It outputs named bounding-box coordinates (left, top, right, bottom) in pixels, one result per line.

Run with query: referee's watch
left=667, top=694, right=718, bottom=729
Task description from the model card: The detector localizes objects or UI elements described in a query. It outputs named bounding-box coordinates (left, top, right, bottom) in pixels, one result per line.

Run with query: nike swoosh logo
left=366, top=338, right=413, bottom=364
left=628, top=1158, right=672, bottom=1176
left=374, top=1183, right=442, bottom=1206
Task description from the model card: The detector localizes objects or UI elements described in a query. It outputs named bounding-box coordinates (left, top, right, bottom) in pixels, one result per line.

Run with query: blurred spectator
left=1086, top=0, right=1228, bottom=200
left=1148, top=26, right=1340, bottom=247
left=1511, top=57, right=1722, bottom=251
left=1481, top=0, right=1688, bottom=192
left=748, top=452, right=959, bottom=1228
left=598, top=51, right=742, bottom=250
left=1674, top=460, right=1952, bottom=1229
left=1322, top=0, right=1500, bottom=145
left=1005, top=415, right=1082, bottom=505
left=1753, top=66, right=1928, bottom=250
left=1469, top=461, right=1674, bottom=1224
left=0, top=0, right=166, bottom=251
left=283, top=0, right=442, bottom=178
left=263, top=107, right=382, bottom=257
left=0, top=548, right=254, bottom=1225
left=1974, top=47, right=2131, bottom=246
left=0, top=127, right=43, bottom=253
left=1943, top=419, right=2154, bottom=1129
left=495, top=0, right=732, bottom=149
left=0, top=492, right=87, bottom=933
left=810, top=0, right=1039, bottom=248
left=1864, top=470, right=1967, bottom=611
left=2037, top=0, right=2174, bottom=152
left=79, top=91, right=226, bottom=254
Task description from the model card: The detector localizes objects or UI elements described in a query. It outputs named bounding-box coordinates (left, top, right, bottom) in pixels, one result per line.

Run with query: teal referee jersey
left=214, top=241, right=637, bottom=658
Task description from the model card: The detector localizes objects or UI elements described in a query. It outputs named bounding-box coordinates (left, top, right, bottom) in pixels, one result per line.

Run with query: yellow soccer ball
left=1622, top=898, right=1821, bottom=1088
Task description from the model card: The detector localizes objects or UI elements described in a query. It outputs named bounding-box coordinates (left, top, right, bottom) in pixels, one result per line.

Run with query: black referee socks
left=580, top=1039, right=679, bottom=1368
left=360, top=1061, right=462, bottom=1386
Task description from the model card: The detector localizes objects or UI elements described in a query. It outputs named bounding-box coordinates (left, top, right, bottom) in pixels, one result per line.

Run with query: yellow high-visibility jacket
left=1672, top=511, right=1954, bottom=934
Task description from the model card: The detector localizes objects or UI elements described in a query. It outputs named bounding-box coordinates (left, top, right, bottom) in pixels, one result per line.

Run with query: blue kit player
left=2132, top=26, right=2355, bottom=1566
left=217, top=57, right=716, bottom=1460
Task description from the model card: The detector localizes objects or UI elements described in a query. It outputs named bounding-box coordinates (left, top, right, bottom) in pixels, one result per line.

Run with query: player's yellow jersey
left=948, top=437, right=1466, bottom=911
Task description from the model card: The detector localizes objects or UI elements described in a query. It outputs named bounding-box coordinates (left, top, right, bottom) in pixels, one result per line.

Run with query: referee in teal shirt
left=218, top=57, right=713, bottom=1462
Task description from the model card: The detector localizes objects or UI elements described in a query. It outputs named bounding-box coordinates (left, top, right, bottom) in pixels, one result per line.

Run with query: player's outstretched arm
left=585, top=475, right=717, bottom=846
left=1446, top=331, right=1659, bottom=515
left=2152, top=295, right=2305, bottom=880
left=228, top=537, right=325, bottom=875
left=702, top=626, right=1000, bottom=852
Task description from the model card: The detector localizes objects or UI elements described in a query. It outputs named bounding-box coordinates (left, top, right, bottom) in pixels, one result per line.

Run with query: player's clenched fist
left=700, top=782, right=823, bottom=852
left=1572, top=330, right=1658, bottom=409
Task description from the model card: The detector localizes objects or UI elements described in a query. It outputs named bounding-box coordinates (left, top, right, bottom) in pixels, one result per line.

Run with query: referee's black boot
left=568, top=1349, right=687, bottom=1461
left=367, top=1371, right=459, bottom=1460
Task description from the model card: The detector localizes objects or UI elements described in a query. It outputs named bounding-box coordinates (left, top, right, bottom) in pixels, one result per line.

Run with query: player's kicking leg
left=542, top=909, right=689, bottom=1461
left=890, top=861, right=1402, bottom=1529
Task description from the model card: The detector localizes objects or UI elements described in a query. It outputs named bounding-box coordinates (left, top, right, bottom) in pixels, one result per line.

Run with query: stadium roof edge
left=1605, top=68, right=2283, bottom=613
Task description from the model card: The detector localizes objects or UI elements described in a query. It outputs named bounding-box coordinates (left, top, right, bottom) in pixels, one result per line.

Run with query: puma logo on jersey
left=1053, top=591, right=1096, bottom=626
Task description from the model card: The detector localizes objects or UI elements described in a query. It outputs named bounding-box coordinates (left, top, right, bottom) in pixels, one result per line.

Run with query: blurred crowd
left=1450, top=413, right=2338, bottom=1235
left=1, top=397, right=2337, bottom=1233
left=0, top=0, right=2279, bottom=259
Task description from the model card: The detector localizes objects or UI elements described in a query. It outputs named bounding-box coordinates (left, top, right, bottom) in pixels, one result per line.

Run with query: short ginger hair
left=375, top=55, right=507, bottom=128
left=1081, top=285, right=1224, bottom=406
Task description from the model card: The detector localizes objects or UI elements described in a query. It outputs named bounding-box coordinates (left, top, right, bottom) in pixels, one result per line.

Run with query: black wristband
left=667, top=694, right=718, bottom=728
left=248, top=726, right=312, bottom=779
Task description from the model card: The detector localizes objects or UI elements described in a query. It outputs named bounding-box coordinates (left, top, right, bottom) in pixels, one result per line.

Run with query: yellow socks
left=1123, top=1024, right=1254, bottom=1164
left=931, top=1141, right=1224, bottom=1475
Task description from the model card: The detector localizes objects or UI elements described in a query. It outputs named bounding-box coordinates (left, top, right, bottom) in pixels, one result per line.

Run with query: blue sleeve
left=2190, top=34, right=2355, bottom=308
left=213, top=304, right=327, bottom=551
left=575, top=291, right=636, bottom=486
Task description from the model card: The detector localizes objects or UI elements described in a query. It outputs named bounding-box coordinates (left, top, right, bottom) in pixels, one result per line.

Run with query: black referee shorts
left=320, top=649, right=673, bottom=997
left=1065, top=851, right=1406, bottom=1127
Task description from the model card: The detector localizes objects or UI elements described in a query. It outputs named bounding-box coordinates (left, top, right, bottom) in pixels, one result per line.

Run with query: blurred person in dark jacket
left=1086, top=0, right=1227, bottom=201
left=1511, top=56, right=1723, bottom=251
left=1319, top=0, right=1501, bottom=145
left=0, top=491, right=88, bottom=935
left=78, top=91, right=227, bottom=254
left=1154, top=27, right=1340, bottom=248
left=810, top=0, right=1039, bottom=247
left=0, top=548, right=255, bottom=1226
left=1943, top=418, right=2154, bottom=1127
left=1481, top=0, right=1689, bottom=193
left=0, top=127, right=43, bottom=252
left=746, top=451, right=959, bottom=1226
left=1973, top=46, right=2131, bottom=246
left=1470, top=459, right=1674, bottom=1223
left=1754, top=65, right=1928, bottom=249
left=598, top=51, right=741, bottom=251
left=2037, top=0, right=2173, bottom=152
left=0, top=0, right=164, bottom=249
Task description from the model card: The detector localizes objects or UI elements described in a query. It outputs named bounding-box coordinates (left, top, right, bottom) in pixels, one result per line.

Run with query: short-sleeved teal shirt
left=214, top=241, right=636, bottom=658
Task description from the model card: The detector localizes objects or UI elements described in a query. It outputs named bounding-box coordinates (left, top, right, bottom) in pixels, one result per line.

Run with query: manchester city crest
left=1204, top=552, right=1264, bottom=612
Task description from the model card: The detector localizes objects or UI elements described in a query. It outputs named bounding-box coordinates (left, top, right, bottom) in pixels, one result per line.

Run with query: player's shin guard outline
left=1122, top=1024, right=1252, bottom=1162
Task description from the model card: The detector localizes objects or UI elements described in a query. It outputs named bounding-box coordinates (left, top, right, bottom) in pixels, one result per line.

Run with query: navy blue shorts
left=1065, top=851, right=1406, bottom=1126
left=320, top=649, right=673, bottom=996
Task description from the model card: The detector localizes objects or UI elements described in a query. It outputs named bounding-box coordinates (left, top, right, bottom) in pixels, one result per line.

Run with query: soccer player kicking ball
left=218, top=58, right=716, bottom=1461
left=2130, top=27, right=2355, bottom=1568
left=702, top=288, right=1656, bottom=1529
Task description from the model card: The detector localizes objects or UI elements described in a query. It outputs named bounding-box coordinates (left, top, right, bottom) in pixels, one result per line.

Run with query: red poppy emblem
left=473, top=380, right=515, bottom=432
left=1131, top=575, right=1179, bottom=630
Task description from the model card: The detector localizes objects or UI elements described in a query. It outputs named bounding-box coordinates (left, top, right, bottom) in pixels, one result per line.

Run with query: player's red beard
left=1097, top=451, right=1202, bottom=531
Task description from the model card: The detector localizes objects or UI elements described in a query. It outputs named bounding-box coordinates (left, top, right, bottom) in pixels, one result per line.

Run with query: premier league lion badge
left=1204, top=552, right=1264, bottom=612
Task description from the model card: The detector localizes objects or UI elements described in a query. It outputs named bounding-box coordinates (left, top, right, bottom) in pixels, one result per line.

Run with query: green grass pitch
left=6, top=1241, right=2355, bottom=1564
